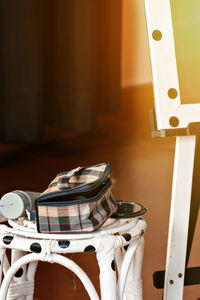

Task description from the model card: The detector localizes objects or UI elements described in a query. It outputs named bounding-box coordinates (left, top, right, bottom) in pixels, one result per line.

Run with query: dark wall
left=0, top=0, right=122, bottom=141
left=0, top=0, right=44, bottom=141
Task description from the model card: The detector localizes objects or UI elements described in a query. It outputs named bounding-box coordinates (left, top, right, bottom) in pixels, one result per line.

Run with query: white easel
left=144, top=1, right=200, bottom=299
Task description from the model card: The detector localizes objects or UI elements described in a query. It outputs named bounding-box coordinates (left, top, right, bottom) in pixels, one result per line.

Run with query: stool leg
left=0, top=254, right=37, bottom=300
left=0, top=247, right=6, bottom=285
left=115, top=248, right=123, bottom=275
left=97, top=248, right=117, bottom=300
left=51, top=253, right=99, bottom=300
left=11, top=249, right=27, bottom=300
left=26, top=261, right=38, bottom=300
left=117, top=237, right=144, bottom=300
left=117, top=240, right=138, bottom=300
left=0, top=253, right=100, bottom=300
left=3, top=252, right=10, bottom=276
left=124, top=237, right=144, bottom=300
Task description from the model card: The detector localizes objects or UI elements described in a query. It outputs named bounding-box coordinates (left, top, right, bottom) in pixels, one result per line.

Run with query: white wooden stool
left=0, top=213, right=146, bottom=300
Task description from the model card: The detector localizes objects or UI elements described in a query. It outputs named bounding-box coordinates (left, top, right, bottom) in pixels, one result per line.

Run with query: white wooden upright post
left=144, top=0, right=199, bottom=298
left=163, top=136, right=195, bottom=299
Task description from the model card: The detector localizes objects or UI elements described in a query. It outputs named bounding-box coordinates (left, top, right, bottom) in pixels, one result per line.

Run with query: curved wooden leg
left=117, top=240, right=138, bottom=300
left=129, top=237, right=144, bottom=300
left=117, top=237, right=144, bottom=300
left=97, top=248, right=117, bottom=300
left=11, top=249, right=27, bottom=300
left=0, top=247, right=6, bottom=285
left=26, top=261, right=38, bottom=300
left=0, top=252, right=100, bottom=300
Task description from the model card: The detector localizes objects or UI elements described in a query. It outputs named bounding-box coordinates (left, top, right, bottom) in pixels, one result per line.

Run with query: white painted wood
left=130, top=237, right=144, bottom=300
left=0, top=253, right=100, bottom=300
left=26, top=262, right=38, bottom=300
left=97, top=248, right=117, bottom=300
left=144, top=2, right=198, bottom=299
left=0, top=248, right=6, bottom=285
left=176, top=104, right=200, bottom=128
left=144, top=0, right=180, bottom=130
left=8, top=217, right=138, bottom=239
left=144, top=0, right=200, bottom=130
left=118, top=237, right=145, bottom=300
left=11, top=249, right=27, bottom=300
left=163, top=136, right=196, bottom=300
left=0, top=218, right=146, bottom=300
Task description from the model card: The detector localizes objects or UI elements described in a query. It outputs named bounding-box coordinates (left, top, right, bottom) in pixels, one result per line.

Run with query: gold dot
left=169, top=280, right=174, bottom=285
left=168, top=88, right=178, bottom=99
left=178, top=273, right=182, bottom=278
left=169, top=116, right=179, bottom=127
left=152, top=30, right=162, bottom=41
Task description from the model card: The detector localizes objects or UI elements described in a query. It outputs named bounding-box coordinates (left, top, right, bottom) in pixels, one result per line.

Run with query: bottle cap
left=0, top=192, right=25, bottom=219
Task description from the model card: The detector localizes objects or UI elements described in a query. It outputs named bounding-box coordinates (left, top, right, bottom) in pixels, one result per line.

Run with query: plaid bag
left=35, top=163, right=117, bottom=233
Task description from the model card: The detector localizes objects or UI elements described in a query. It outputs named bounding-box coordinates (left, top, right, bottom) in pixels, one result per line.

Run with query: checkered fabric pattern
left=37, top=189, right=117, bottom=233
left=42, top=164, right=107, bottom=195
left=36, top=163, right=117, bottom=233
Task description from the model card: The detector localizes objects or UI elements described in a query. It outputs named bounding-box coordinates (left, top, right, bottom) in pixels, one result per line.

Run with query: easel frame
left=144, top=1, right=200, bottom=299
left=144, top=0, right=200, bottom=131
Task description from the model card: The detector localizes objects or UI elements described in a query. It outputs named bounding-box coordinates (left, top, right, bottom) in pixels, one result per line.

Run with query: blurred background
left=0, top=0, right=200, bottom=299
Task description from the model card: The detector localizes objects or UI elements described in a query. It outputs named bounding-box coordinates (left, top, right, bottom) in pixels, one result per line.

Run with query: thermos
left=0, top=190, right=40, bottom=219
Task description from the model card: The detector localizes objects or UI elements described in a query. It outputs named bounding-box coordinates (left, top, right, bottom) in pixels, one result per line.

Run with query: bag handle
left=57, top=166, right=83, bottom=190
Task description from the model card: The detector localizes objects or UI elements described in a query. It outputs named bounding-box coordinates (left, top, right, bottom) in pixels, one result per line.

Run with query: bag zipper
left=37, top=179, right=112, bottom=207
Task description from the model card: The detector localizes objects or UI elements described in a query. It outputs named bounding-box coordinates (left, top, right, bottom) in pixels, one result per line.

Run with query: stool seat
left=0, top=216, right=146, bottom=300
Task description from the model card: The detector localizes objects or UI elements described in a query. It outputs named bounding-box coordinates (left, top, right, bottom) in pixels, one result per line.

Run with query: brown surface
left=0, top=84, right=200, bottom=299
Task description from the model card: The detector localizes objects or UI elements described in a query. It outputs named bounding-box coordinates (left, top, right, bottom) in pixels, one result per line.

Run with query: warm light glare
left=122, top=0, right=152, bottom=87
left=122, top=0, right=200, bottom=105
left=170, top=0, right=200, bottom=103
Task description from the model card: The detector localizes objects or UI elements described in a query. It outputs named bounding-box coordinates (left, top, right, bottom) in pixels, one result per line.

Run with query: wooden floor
left=0, top=84, right=200, bottom=299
